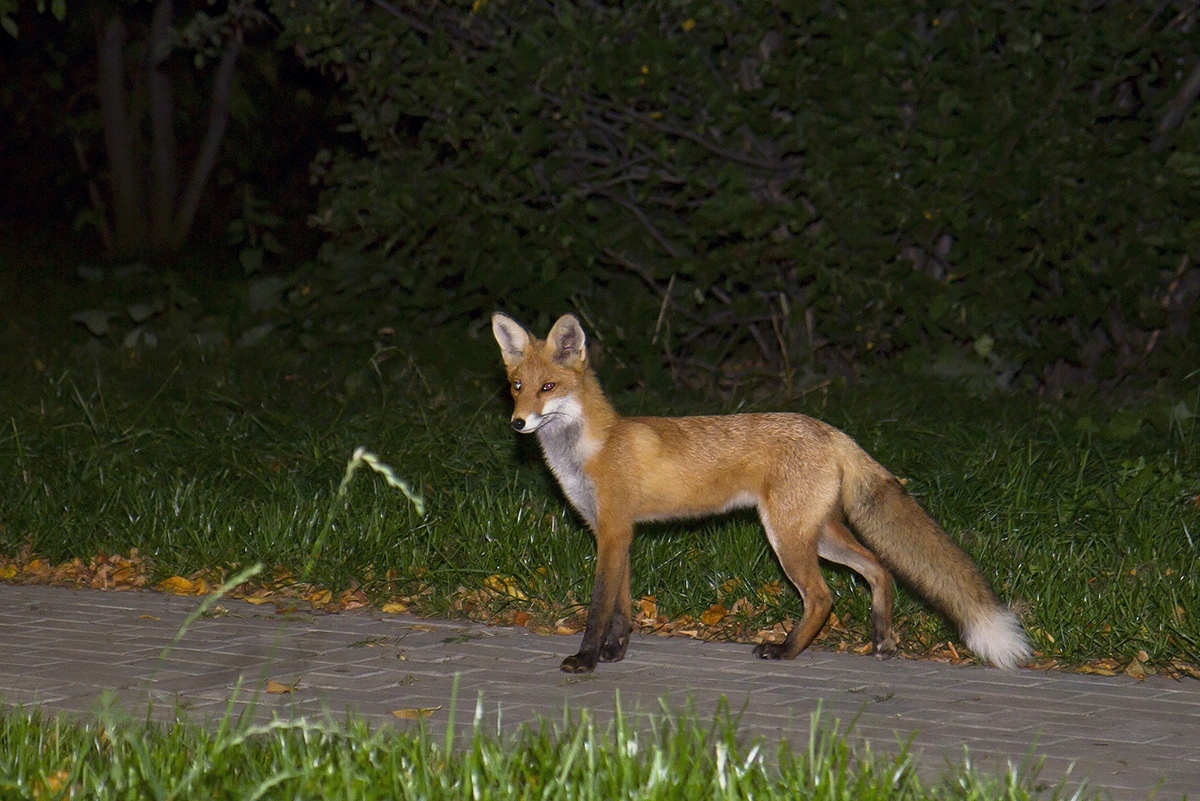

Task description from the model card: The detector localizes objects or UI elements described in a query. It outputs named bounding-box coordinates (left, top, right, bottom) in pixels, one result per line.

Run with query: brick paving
left=2, top=583, right=1198, bottom=799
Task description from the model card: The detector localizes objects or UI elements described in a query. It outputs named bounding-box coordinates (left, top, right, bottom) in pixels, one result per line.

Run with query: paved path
left=1, top=584, right=1197, bottom=799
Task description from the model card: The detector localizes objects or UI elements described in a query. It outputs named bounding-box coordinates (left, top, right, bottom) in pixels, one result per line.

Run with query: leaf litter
left=2, top=545, right=1198, bottom=681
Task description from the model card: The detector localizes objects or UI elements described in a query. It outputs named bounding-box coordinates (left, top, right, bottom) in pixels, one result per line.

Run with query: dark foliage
left=267, top=0, right=1200, bottom=395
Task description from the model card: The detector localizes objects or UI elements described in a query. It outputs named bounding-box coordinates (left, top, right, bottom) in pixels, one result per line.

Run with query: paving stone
left=2, top=583, right=1198, bottom=799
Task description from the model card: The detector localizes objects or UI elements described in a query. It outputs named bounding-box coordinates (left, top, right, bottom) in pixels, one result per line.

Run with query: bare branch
left=170, top=28, right=242, bottom=250
left=1153, top=57, right=1200, bottom=151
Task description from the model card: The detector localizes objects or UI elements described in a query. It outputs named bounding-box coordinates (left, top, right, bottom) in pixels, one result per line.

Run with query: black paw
left=599, top=635, right=629, bottom=663
left=752, top=643, right=785, bottom=660
left=872, top=632, right=900, bottom=660
left=560, top=653, right=598, bottom=674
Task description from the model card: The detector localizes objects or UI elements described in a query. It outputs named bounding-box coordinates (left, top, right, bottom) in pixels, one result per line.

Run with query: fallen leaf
left=1078, top=665, right=1117, bottom=677
left=265, top=678, right=301, bottom=694
left=243, top=596, right=272, bottom=605
left=138, top=614, right=160, bottom=621
left=637, top=595, right=658, bottom=620
left=513, top=610, right=530, bottom=628
left=0, top=565, right=16, bottom=581
left=381, top=602, right=408, bottom=614
left=391, top=706, right=439, bottom=720
left=157, top=576, right=197, bottom=595
left=699, top=604, right=728, bottom=627
left=409, top=623, right=435, bottom=632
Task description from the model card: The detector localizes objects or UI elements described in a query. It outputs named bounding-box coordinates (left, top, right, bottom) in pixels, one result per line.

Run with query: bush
left=271, top=0, right=1200, bottom=394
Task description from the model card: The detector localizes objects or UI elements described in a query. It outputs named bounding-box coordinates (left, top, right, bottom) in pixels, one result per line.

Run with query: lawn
left=1, top=309, right=1197, bottom=673
left=1, top=262, right=1196, bottom=800
left=0, top=696, right=1091, bottom=800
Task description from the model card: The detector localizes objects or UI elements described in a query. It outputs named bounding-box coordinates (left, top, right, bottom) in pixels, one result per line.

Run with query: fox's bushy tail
left=841, top=452, right=1031, bottom=670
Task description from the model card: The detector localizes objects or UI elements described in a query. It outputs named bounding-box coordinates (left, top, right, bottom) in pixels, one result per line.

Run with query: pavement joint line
left=2, top=583, right=1198, bottom=799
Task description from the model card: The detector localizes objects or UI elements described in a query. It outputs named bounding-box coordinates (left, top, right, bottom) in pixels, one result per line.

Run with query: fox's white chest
left=536, top=399, right=600, bottom=528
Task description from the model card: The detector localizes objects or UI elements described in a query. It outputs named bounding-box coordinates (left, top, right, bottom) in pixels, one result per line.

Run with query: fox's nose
left=511, top=418, right=525, bottom=431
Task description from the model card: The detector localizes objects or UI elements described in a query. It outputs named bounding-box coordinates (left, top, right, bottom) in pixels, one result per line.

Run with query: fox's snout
left=511, top=417, right=526, bottom=432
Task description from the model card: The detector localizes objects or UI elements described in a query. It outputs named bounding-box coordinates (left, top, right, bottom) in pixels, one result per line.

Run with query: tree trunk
left=148, top=0, right=178, bottom=251
left=97, top=16, right=148, bottom=257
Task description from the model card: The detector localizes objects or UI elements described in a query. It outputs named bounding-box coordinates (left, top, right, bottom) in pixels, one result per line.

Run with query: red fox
left=491, top=312, right=1032, bottom=674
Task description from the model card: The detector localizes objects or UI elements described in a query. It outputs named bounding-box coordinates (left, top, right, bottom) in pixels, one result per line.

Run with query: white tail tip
left=964, top=608, right=1032, bottom=670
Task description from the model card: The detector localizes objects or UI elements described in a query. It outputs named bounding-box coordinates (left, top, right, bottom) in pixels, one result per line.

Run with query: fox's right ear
left=491, top=312, right=530, bottom=369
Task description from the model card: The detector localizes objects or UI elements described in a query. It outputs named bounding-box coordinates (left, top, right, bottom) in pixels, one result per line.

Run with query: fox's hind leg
left=753, top=509, right=832, bottom=660
left=817, top=519, right=899, bottom=658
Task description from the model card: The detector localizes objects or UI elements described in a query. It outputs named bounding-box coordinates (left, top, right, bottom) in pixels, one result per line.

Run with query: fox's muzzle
left=511, top=418, right=526, bottom=432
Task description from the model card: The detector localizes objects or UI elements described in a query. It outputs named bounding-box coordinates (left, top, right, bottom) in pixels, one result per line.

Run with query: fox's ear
left=491, top=312, right=530, bottom=369
left=547, top=314, right=586, bottom=367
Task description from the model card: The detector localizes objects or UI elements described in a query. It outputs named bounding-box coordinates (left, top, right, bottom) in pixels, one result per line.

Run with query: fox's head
left=491, top=312, right=587, bottom=434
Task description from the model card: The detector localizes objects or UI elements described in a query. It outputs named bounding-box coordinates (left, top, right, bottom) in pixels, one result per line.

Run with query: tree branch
left=1153, top=57, right=1200, bottom=152
left=170, top=27, right=242, bottom=250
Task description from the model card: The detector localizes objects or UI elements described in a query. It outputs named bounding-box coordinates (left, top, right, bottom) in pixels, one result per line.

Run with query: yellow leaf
left=699, top=604, right=728, bottom=627
left=391, top=706, right=439, bottom=720
left=409, top=623, right=435, bottom=632
left=138, top=614, right=160, bottom=621
left=0, top=565, right=16, bottom=580
left=381, top=602, right=408, bottom=614
left=243, top=596, right=272, bottom=605
left=308, top=589, right=333, bottom=605
left=637, top=595, right=658, bottom=620
left=1079, top=665, right=1117, bottom=677
left=265, top=678, right=300, bottom=694
left=157, top=575, right=196, bottom=595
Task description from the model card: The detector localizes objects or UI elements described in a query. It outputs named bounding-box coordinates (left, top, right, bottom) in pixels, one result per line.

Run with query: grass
left=1, top=338, right=1197, bottom=670
left=0, top=265, right=1194, bottom=798
left=0, top=696, right=1092, bottom=800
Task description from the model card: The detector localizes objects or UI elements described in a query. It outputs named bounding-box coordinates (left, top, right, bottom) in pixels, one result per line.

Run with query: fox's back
left=590, top=412, right=864, bottom=522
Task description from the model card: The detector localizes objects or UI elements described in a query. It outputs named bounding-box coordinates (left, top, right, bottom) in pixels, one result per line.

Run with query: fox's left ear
left=547, top=314, right=586, bottom=367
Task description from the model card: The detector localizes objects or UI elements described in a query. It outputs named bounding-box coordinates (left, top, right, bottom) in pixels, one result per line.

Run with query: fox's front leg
left=561, top=522, right=633, bottom=673
left=599, top=552, right=632, bottom=663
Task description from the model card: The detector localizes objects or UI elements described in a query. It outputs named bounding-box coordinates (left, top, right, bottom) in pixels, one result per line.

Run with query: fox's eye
left=540, top=382, right=556, bottom=392
left=512, top=380, right=522, bottom=391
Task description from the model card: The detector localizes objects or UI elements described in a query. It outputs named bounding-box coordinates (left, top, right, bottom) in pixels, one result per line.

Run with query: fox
left=491, top=311, right=1032, bottom=674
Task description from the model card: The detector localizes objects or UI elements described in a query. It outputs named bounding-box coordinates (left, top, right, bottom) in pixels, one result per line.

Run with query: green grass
left=1, top=340, right=1198, bottom=668
left=0, top=697, right=1090, bottom=800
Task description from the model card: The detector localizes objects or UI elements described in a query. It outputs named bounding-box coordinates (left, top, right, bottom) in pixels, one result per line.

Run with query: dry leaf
left=0, top=565, right=16, bottom=581
left=157, top=575, right=197, bottom=595
left=380, top=602, right=408, bottom=614
left=637, top=595, right=658, bottom=620
left=699, top=604, right=728, bottom=627
left=265, top=678, right=301, bottom=694
left=513, top=610, right=531, bottom=628
left=409, top=624, right=435, bottom=632
left=1125, top=660, right=1148, bottom=680
left=138, top=614, right=160, bottom=621
left=1078, top=665, right=1117, bottom=677
left=391, top=706, right=439, bottom=720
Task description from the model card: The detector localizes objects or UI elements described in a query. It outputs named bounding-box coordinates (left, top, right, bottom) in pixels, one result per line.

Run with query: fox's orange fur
left=492, top=312, right=1031, bottom=674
